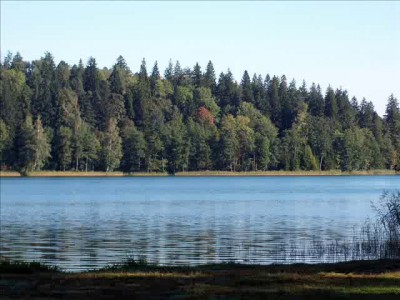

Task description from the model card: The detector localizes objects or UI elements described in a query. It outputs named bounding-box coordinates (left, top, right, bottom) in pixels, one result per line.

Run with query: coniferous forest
left=0, top=52, right=399, bottom=174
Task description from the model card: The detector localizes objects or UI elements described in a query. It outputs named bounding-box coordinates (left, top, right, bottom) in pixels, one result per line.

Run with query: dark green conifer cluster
left=1, top=52, right=399, bottom=173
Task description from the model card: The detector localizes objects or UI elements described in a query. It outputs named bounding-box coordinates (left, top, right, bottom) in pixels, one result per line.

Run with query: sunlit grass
left=71, top=271, right=206, bottom=279
left=0, top=171, right=169, bottom=177
left=175, top=169, right=396, bottom=176
left=0, top=171, right=21, bottom=177
left=2, top=259, right=400, bottom=297
left=1, top=169, right=396, bottom=177
left=319, top=272, right=400, bottom=280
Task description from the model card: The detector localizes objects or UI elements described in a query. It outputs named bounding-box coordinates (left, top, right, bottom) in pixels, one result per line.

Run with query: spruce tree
left=240, top=70, right=253, bottom=103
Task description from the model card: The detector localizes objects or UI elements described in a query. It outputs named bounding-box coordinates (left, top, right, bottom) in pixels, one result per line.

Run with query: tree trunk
left=320, top=155, right=323, bottom=171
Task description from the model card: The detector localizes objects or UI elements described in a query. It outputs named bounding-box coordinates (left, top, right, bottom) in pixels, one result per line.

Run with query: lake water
left=1, top=176, right=399, bottom=271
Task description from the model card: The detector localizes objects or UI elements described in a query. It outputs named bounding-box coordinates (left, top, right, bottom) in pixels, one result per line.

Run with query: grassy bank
left=0, top=171, right=169, bottom=177
left=175, top=169, right=397, bottom=176
left=1, top=259, right=400, bottom=299
left=0, top=169, right=397, bottom=177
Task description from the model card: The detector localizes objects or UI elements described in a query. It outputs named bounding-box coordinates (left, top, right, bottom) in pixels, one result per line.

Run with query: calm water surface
left=1, top=176, right=399, bottom=270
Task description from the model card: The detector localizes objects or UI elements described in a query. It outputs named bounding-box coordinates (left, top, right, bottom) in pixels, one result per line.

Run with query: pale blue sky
left=1, top=1, right=399, bottom=116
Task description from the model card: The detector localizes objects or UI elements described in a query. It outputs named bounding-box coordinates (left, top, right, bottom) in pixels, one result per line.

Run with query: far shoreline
left=0, top=169, right=398, bottom=178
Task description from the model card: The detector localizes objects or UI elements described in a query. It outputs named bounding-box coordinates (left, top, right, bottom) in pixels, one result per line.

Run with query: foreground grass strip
left=2, top=260, right=400, bottom=298
left=298, top=284, right=400, bottom=295
left=175, top=169, right=397, bottom=176
left=1, top=169, right=397, bottom=177
left=71, top=271, right=206, bottom=279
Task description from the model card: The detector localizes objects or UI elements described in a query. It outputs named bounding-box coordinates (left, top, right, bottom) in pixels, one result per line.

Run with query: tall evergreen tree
left=192, top=62, right=202, bottom=88
left=164, top=59, right=173, bottom=80
left=150, top=61, right=160, bottom=95
left=204, top=60, right=216, bottom=93
left=324, top=86, right=338, bottom=120
left=57, top=126, right=73, bottom=170
left=120, top=120, right=147, bottom=172
left=240, top=70, right=253, bottom=103
left=268, top=76, right=281, bottom=128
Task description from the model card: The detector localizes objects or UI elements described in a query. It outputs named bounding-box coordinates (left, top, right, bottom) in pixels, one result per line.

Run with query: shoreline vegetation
left=0, top=169, right=397, bottom=177
left=1, top=52, right=400, bottom=178
left=1, top=259, right=400, bottom=298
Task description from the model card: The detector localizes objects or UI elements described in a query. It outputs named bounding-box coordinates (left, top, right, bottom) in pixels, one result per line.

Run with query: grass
left=175, top=169, right=397, bottom=176
left=1, top=259, right=400, bottom=299
left=0, top=170, right=169, bottom=177
left=0, top=169, right=397, bottom=177
left=0, top=171, right=21, bottom=177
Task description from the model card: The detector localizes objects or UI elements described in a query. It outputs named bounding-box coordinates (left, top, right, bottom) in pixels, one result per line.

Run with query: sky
left=1, top=1, right=399, bottom=116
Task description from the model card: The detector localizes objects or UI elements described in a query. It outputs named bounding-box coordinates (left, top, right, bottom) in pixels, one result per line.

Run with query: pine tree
left=308, top=83, right=324, bottom=117
left=164, top=59, right=173, bottom=80
left=110, top=56, right=129, bottom=95
left=359, top=98, right=375, bottom=130
left=173, top=60, right=183, bottom=87
left=384, top=94, right=400, bottom=167
left=29, top=52, right=57, bottom=127
left=204, top=60, right=216, bottom=93
left=139, top=58, right=148, bottom=82
left=385, top=94, right=400, bottom=147
left=57, top=126, right=73, bottom=170
left=150, top=61, right=160, bottom=95
left=162, top=109, right=189, bottom=173
left=55, top=61, right=70, bottom=89
left=240, top=70, right=253, bottom=103
left=83, top=57, right=100, bottom=92
left=120, top=120, right=146, bottom=172
left=268, top=76, right=281, bottom=127
left=192, top=62, right=202, bottom=88
left=324, top=86, right=338, bottom=120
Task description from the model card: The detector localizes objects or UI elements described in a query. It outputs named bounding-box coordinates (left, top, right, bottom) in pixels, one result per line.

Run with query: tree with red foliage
left=197, top=106, right=215, bottom=125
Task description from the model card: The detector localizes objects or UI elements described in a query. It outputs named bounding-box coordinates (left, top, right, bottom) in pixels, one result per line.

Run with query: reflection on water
left=0, top=176, right=398, bottom=271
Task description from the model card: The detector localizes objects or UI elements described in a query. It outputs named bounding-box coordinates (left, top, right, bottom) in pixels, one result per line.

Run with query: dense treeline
left=1, top=52, right=399, bottom=173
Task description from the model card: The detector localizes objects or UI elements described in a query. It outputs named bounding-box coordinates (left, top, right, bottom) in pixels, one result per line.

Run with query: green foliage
left=100, top=118, right=122, bottom=172
left=220, top=115, right=239, bottom=171
left=57, top=88, right=79, bottom=127
left=240, top=70, right=253, bottom=103
left=73, top=121, right=100, bottom=171
left=0, top=69, right=31, bottom=139
left=308, top=116, right=333, bottom=170
left=57, top=126, right=73, bottom=171
left=162, top=109, right=189, bottom=173
left=324, top=87, right=338, bottom=120
left=341, top=127, right=379, bottom=171
left=121, top=120, right=146, bottom=172
left=187, top=118, right=213, bottom=170
left=0, top=119, right=10, bottom=164
left=0, top=52, right=397, bottom=173
left=302, top=145, right=319, bottom=171
left=17, top=115, right=51, bottom=172
left=194, top=87, right=220, bottom=120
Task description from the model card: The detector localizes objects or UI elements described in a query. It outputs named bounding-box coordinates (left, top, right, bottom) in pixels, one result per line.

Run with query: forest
left=0, top=52, right=399, bottom=174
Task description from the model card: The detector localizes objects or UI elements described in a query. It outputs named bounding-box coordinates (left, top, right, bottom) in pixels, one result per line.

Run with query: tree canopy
left=1, top=52, right=399, bottom=173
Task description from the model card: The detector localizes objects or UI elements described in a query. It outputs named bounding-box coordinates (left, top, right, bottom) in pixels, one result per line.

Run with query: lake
left=0, top=176, right=399, bottom=271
